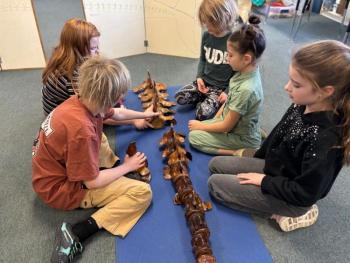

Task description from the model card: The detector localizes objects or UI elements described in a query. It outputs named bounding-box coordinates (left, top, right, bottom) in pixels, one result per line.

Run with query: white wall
left=82, top=0, right=202, bottom=59
left=83, top=0, right=146, bottom=58
left=0, top=0, right=45, bottom=70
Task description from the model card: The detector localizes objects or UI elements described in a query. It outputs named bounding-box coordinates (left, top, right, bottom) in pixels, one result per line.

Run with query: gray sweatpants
left=208, top=156, right=310, bottom=218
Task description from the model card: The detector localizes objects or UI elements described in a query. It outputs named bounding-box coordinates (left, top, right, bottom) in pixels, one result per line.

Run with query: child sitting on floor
left=188, top=15, right=266, bottom=156
left=175, top=0, right=239, bottom=120
left=42, top=18, right=154, bottom=170
left=32, top=57, right=159, bottom=262
left=208, top=40, right=350, bottom=232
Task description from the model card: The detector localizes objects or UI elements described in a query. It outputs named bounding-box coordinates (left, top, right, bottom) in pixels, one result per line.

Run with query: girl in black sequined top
left=208, top=40, right=350, bottom=232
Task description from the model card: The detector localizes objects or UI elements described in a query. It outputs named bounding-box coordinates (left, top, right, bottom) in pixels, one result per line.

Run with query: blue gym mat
left=115, top=87, right=272, bottom=263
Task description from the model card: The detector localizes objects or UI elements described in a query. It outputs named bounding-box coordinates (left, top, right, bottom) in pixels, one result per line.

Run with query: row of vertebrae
left=133, top=72, right=176, bottom=129
left=160, top=127, right=216, bottom=263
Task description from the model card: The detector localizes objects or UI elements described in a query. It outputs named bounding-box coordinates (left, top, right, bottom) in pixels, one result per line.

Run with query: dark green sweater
left=197, top=31, right=234, bottom=90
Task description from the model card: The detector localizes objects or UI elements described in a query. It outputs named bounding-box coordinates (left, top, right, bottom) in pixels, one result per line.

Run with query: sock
left=72, top=217, right=99, bottom=243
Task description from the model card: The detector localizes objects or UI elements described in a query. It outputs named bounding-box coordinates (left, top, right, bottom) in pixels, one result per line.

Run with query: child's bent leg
left=189, top=129, right=255, bottom=155
left=208, top=174, right=310, bottom=218
left=189, top=129, right=229, bottom=154
left=208, top=157, right=266, bottom=215
left=80, top=177, right=152, bottom=237
left=99, top=132, right=120, bottom=169
left=208, top=174, right=272, bottom=216
left=195, top=91, right=221, bottom=120
left=175, top=82, right=201, bottom=105
left=209, top=156, right=265, bottom=175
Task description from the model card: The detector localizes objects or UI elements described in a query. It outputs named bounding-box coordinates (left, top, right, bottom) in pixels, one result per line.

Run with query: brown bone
left=134, top=72, right=176, bottom=129
left=160, top=127, right=216, bottom=262
left=126, top=141, right=150, bottom=182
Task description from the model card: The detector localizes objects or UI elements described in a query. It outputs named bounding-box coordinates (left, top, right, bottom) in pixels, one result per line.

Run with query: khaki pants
left=80, top=176, right=152, bottom=237
left=99, top=132, right=119, bottom=168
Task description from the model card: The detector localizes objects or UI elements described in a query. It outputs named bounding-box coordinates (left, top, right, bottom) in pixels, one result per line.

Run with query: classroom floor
left=0, top=1, right=349, bottom=262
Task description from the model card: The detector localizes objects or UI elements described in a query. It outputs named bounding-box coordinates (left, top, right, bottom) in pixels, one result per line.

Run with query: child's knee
left=175, top=83, right=199, bottom=105
left=188, top=130, right=200, bottom=147
left=130, top=183, right=152, bottom=205
left=208, top=156, right=221, bottom=173
left=207, top=174, right=221, bottom=195
left=195, top=103, right=217, bottom=120
left=140, top=184, right=152, bottom=202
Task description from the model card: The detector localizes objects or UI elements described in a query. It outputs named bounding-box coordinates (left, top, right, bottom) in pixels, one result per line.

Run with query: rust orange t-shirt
left=32, top=96, right=113, bottom=210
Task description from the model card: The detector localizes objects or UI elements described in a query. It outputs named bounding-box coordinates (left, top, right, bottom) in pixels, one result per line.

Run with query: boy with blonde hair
left=32, top=56, right=159, bottom=263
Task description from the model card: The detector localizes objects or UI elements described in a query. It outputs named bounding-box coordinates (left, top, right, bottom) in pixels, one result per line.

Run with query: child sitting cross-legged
left=32, top=56, right=159, bottom=263
left=175, top=0, right=239, bottom=121
left=188, top=15, right=266, bottom=156
left=208, top=40, right=350, bottom=232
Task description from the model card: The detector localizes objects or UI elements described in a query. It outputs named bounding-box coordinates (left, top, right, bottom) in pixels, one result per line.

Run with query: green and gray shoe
left=51, top=222, right=83, bottom=263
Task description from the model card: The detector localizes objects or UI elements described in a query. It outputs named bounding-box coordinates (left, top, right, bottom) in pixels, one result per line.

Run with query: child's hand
left=144, top=105, right=155, bottom=121
left=124, top=152, right=147, bottom=172
left=218, top=92, right=228, bottom=104
left=236, top=173, right=266, bottom=186
left=188, top=120, right=203, bottom=131
left=133, top=119, right=154, bottom=129
left=196, top=78, right=209, bottom=94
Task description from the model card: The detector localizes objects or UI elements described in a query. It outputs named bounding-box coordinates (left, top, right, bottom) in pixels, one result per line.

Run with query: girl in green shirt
left=189, top=15, right=266, bottom=155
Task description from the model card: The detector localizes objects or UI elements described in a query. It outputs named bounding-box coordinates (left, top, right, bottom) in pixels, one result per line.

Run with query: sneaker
left=278, top=204, right=319, bottom=232
left=51, top=222, right=84, bottom=263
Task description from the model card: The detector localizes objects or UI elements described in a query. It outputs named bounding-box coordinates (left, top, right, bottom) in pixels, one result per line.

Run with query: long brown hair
left=292, top=40, right=350, bottom=165
left=42, top=18, right=100, bottom=83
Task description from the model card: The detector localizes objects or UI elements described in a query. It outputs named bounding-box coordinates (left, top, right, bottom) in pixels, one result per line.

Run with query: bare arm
left=104, top=105, right=155, bottom=129
left=103, top=118, right=154, bottom=129
left=103, top=119, right=135, bottom=126
left=188, top=110, right=240, bottom=133
left=214, top=104, right=225, bottom=118
left=110, top=107, right=159, bottom=121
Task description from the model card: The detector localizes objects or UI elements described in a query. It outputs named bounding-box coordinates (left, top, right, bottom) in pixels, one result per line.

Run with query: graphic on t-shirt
left=41, top=111, right=54, bottom=137
left=204, top=46, right=228, bottom=65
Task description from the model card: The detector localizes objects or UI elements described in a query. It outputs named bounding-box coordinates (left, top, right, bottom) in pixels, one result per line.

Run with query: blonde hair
left=42, top=18, right=100, bottom=82
left=78, top=56, right=130, bottom=110
left=292, top=40, right=350, bottom=165
left=198, top=0, right=238, bottom=32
